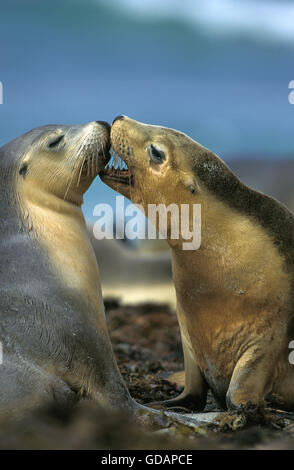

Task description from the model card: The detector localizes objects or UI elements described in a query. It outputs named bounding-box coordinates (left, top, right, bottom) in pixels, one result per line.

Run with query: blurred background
left=1, top=0, right=294, bottom=303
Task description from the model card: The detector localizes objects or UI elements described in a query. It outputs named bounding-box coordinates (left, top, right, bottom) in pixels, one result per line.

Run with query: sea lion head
left=1, top=121, right=110, bottom=206
left=101, top=115, right=233, bottom=211
left=100, top=116, right=248, bottom=249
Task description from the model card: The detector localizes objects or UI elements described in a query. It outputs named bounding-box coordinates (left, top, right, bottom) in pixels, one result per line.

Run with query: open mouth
left=100, top=150, right=133, bottom=185
left=80, top=150, right=109, bottom=177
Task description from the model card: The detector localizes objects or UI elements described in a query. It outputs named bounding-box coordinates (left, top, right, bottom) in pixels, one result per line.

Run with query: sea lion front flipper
left=226, top=346, right=274, bottom=410
left=147, top=394, right=205, bottom=413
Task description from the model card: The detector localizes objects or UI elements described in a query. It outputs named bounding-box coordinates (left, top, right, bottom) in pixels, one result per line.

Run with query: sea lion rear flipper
left=166, top=370, right=185, bottom=387
left=226, top=346, right=275, bottom=410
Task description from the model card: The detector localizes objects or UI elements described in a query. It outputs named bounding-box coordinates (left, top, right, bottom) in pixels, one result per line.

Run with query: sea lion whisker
left=64, top=169, right=76, bottom=200
left=77, top=152, right=87, bottom=189
left=92, top=151, right=95, bottom=178
left=75, top=138, right=89, bottom=188
left=63, top=141, right=85, bottom=198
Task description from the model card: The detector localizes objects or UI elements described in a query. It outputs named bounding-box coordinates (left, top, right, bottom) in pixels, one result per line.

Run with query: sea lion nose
left=95, top=121, right=111, bottom=132
left=112, top=115, right=125, bottom=125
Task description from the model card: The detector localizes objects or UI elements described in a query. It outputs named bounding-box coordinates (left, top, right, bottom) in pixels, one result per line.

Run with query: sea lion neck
left=20, top=181, right=84, bottom=224
left=171, top=188, right=291, bottom=303
left=17, top=178, right=103, bottom=310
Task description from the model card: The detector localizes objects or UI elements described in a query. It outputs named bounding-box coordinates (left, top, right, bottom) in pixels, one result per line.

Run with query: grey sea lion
left=0, top=121, right=140, bottom=418
left=0, top=121, right=204, bottom=430
left=101, top=115, right=294, bottom=412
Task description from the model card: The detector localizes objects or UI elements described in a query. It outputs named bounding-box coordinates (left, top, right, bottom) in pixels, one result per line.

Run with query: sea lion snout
left=96, top=120, right=111, bottom=131
left=112, top=115, right=125, bottom=125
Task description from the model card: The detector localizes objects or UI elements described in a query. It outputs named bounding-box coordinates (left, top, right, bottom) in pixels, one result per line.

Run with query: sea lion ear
left=184, top=178, right=197, bottom=194
left=19, top=162, right=28, bottom=177
left=188, top=184, right=196, bottom=194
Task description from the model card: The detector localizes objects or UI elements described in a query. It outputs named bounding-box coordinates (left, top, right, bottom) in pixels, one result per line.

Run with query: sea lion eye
left=19, top=163, right=28, bottom=177
left=149, top=144, right=165, bottom=164
left=47, top=135, right=65, bottom=149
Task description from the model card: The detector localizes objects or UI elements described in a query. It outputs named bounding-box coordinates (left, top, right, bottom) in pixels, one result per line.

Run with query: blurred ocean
left=0, top=0, right=294, bottom=219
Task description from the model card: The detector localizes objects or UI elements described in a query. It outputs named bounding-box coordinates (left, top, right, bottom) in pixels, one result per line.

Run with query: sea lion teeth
left=103, top=151, right=130, bottom=181
left=102, top=167, right=132, bottom=185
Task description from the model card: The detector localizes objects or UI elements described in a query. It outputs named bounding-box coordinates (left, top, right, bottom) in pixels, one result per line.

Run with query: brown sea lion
left=101, top=115, right=294, bottom=411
